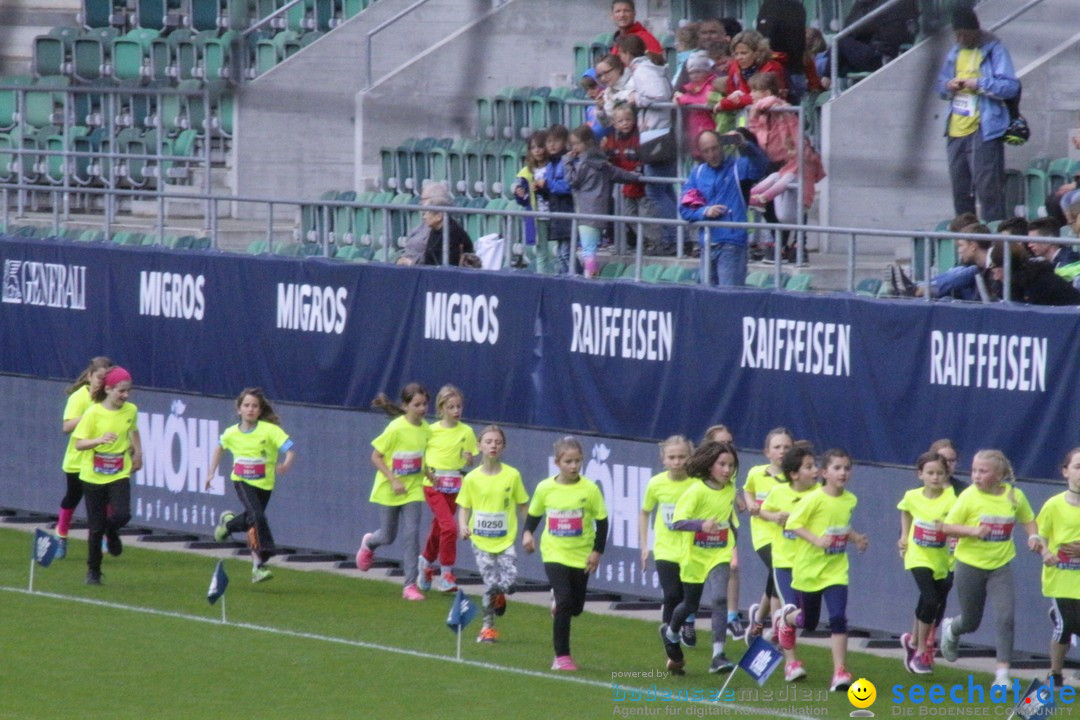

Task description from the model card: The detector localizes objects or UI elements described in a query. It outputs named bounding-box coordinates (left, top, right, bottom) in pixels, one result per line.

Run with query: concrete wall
left=821, top=0, right=1078, bottom=255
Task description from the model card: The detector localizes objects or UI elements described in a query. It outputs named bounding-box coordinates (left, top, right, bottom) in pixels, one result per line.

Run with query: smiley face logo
left=848, top=678, right=876, bottom=709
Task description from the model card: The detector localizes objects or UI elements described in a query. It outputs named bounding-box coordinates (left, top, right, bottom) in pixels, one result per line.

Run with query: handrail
left=364, top=0, right=433, bottom=90
left=242, top=0, right=306, bottom=36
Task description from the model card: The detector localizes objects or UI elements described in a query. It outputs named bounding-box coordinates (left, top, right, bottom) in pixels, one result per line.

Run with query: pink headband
left=103, top=366, right=132, bottom=388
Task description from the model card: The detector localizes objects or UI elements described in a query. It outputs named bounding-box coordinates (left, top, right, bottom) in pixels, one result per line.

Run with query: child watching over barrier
left=674, top=54, right=721, bottom=161
left=564, top=124, right=642, bottom=278
left=580, top=69, right=610, bottom=142
left=535, top=125, right=574, bottom=274
left=513, top=131, right=553, bottom=273
left=601, top=104, right=657, bottom=251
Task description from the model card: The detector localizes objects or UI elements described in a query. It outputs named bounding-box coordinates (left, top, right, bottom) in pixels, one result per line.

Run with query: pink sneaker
left=830, top=666, right=853, bottom=692
left=900, top=632, right=916, bottom=673
left=402, top=583, right=425, bottom=601
left=774, top=605, right=797, bottom=651
left=784, top=660, right=807, bottom=682
left=551, top=655, right=578, bottom=671
left=355, top=533, right=374, bottom=571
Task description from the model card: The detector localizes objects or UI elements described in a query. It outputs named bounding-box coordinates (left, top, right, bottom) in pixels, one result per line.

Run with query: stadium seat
left=190, top=0, right=218, bottom=30
left=641, top=263, right=664, bottom=283
left=33, top=28, right=79, bottom=78
left=855, top=277, right=882, bottom=296
left=785, top=273, right=812, bottom=292
left=1024, top=166, right=1048, bottom=220
left=0, top=76, right=32, bottom=132
left=247, top=238, right=270, bottom=254
left=599, top=261, right=625, bottom=278
left=1047, top=157, right=1075, bottom=195
left=112, top=28, right=160, bottom=81
left=745, top=270, right=769, bottom=287
left=1004, top=169, right=1025, bottom=219
left=657, top=264, right=690, bottom=283
left=72, top=29, right=117, bottom=82
left=24, top=76, right=70, bottom=129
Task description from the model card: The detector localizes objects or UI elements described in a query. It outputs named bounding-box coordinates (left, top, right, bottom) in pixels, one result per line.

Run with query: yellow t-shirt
left=61, top=386, right=94, bottom=473
left=787, top=488, right=858, bottom=592
left=422, top=421, right=478, bottom=493
left=948, top=47, right=982, bottom=138
left=760, top=483, right=819, bottom=569
left=672, top=480, right=736, bottom=584
left=744, top=464, right=785, bottom=550
left=528, top=476, right=608, bottom=569
left=1038, top=493, right=1080, bottom=600
left=641, top=471, right=694, bottom=563
left=72, top=402, right=139, bottom=485
left=946, top=484, right=1034, bottom=570
left=897, top=486, right=957, bottom=580
left=219, top=421, right=293, bottom=491
left=370, top=416, right=431, bottom=506
left=458, top=463, right=529, bottom=555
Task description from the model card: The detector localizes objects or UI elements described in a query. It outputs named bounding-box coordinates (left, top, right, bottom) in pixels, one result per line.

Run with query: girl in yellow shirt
left=1036, top=447, right=1080, bottom=689
left=702, top=424, right=748, bottom=641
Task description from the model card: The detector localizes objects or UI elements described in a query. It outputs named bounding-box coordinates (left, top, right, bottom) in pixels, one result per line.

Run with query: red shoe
left=355, top=533, right=374, bottom=571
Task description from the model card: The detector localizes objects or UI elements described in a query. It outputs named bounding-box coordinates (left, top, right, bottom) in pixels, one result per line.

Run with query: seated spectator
left=609, top=0, right=663, bottom=59
left=397, top=182, right=472, bottom=267
left=755, top=0, right=807, bottom=101
left=1047, top=170, right=1080, bottom=227
left=996, top=216, right=1028, bottom=236
left=1027, top=217, right=1080, bottom=268
left=680, top=129, right=768, bottom=286
left=714, top=31, right=788, bottom=115
left=833, top=0, right=918, bottom=76
left=988, top=241, right=1080, bottom=305
left=888, top=214, right=988, bottom=299
left=674, top=54, right=721, bottom=160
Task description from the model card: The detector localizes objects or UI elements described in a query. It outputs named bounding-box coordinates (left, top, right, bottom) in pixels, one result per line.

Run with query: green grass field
left=0, top=528, right=1033, bottom=719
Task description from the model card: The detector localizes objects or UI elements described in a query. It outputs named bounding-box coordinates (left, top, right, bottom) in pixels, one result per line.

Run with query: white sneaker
left=939, top=617, right=959, bottom=662
left=994, top=669, right=1012, bottom=689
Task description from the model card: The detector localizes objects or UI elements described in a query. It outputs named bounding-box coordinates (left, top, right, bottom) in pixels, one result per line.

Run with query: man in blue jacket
left=679, top=129, right=768, bottom=286
left=936, top=6, right=1019, bottom=222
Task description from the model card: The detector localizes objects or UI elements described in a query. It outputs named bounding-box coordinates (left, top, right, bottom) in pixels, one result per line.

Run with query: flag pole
left=28, top=556, right=35, bottom=593
left=717, top=666, right=738, bottom=696
left=221, top=594, right=227, bottom=624
left=456, top=625, right=462, bottom=661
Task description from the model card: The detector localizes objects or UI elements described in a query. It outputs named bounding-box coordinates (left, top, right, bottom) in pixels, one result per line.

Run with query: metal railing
left=363, top=0, right=433, bottom=90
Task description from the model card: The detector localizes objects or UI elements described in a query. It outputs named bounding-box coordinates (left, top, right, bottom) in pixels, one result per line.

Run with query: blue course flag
left=33, top=529, right=60, bottom=568
left=1012, top=678, right=1056, bottom=719
left=207, top=560, right=229, bottom=605
left=738, top=637, right=784, bottom=686
left=446, top=589, right=477, bottom=633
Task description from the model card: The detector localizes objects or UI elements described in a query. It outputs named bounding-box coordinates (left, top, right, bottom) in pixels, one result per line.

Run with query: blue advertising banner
left=2, top=236, right=1079, bottom=478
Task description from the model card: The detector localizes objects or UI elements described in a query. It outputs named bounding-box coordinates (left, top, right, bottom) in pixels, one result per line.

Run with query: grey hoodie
left=564, top=146, right=642, bottom=229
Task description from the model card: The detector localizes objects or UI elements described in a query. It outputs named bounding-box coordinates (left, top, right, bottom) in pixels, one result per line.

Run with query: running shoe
left=680, top=621, right=697, bottom=647
left=784, top=660, right=807, bottom=682
left=402, top=583, right=424, bottom=601
left=993, top=669, right=1011, bottom=689
left=436, top=573, right=458, bottom=593
left=830, top=666, right=854, bottom=692
left=727, top=613, right=746, bottom=641
left=214, top=512, right=235, bottom=542
left=55, top=536, right=67, bottom=560
left=492, top=592, right=507, bottom=617
left=105, top=529, right=123, bottom=557
left=85, top=569, right=102, bottom=585
left=939, top=618, right=959, bottom=662
left=774, top=605, right=797, bottom=651
left=417, top=554, right=434, bottom=591
left=660, top=623, right=685, bottom=671
left=477, top=627, right=499, bottom=643
left=709, top=653, right=735, bottom=674
left=551, top=655, right=578, bottom=671
left=900, top=632, right=916, bottom=673
left=910, top=652, right=933, bottom=675
left=251, top=565, right=273, bottom=583
left=355, top=533, right=374, bottom=571
left=745, top=602, right=765, bottom=645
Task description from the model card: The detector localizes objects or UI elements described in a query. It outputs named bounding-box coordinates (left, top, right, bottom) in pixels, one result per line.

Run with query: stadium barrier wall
left=0, top=374, right=1061, bottom=657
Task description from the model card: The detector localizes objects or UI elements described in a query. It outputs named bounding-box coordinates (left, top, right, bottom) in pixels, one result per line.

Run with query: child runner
left=661, top=440, right=739, bottom=675
left=703, top=424, right=747, bottom=640
left=418, top=384, right=477, bottom=594
left=207, top=388, right=296, bottom=583
left=356, top=383, right=432, bottom=601
left=759, top=444, right=819, bottom=681
left=457, top=425, right=529, bottom=643
left=72, top=366, right=142, bottom=585
left=56, top=356, right=113, bottom=558
left=535, top=125, right=574, bottom=275
left=522, top=436, right=609, bottom=671
left=639, top=436, right=694, bottom=643
left=930, top=438, right=969, bottom=495
left=563, top=124, right=642, bottom=278
left=783, top=448, right=869, bottom=692
left=897, top=451, right=957, bottom=674
left=743, top=427, right=793, bottom=642
left=940, top=449, right=1040, bottom=688
left=1037, top=447, right=1080, bottom=688
left=513, top=131, right=553, bottom=273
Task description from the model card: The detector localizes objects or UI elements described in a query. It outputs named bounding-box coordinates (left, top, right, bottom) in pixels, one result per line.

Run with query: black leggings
left=61, top=471, right=83, bottom=510
left=655, top=559, right=684, bottom=625
left=911, top=567, right=951, bottom=625
left=83, top=478, right=131, bottom=573
left=545, top=562, right=589, bottom=657
left=226, top=482, right=275, bottom=563
left=756, top=544, right=777, bottom=599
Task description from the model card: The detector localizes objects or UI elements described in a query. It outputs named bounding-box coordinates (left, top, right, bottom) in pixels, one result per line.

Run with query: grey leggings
left=670, top=563, right=731, bottom=645
left=949, top=560, right=1014, bottom=663
left=369, top=501, right=422, bottom=586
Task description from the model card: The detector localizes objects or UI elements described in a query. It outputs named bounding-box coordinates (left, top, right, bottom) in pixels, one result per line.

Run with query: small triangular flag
left=738, top=636, right=784, bottom=686
left=1011, top=677, right=1056, bottom=719
left=446, top=588, right=477, bottom=633
left=207, top=560, right=229, bottom=605
left=32, top=529, right=60, bottom=568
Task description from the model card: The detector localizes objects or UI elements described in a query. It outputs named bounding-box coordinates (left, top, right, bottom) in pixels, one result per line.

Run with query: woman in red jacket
left=714, top=31, right=788, bottom=114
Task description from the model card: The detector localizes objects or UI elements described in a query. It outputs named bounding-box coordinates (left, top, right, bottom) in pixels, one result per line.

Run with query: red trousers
left=421, top=486, right=458, bottom=567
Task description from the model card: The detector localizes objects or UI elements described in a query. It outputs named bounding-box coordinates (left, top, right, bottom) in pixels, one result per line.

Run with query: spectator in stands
left=936, top=6, right=1019, bottom=223
left=514, top=131, right=553, bottom=273
left=536, top=124, right=575, bottom=274
left=1026, top=217, right=1080, bottom=269
left=804, top=27, right=828, bottom=93
left=832, top=0, right=918, bottom=77
left=674, top=18, right=731, bottom=89
left=674, top=54, right=721, bottom=161
left=680, top=129, right=769, bottom=286
left=618, top=34, right=679, bottom=257
left=755, top=0, right=807, bottom=102
left=1046, top=172, right=1080, bottom=227
left=610, top=0, right=662, bottom=58
left=889, top=215, right=989, bottom=299
left=714, top=31, right=788, bottom=115
left=399, top=182, right=472, bottom=267
left=996, top=216, right=1028, bottom=236
left=672, top=22, right=700, bottom=83
left=602, top=104, right=658, bottom=250
left=579, top=69, right=610, bottom=142
left=987, top=241, right=1080, bottom=305
left=595, top=54, right=632, bottom=129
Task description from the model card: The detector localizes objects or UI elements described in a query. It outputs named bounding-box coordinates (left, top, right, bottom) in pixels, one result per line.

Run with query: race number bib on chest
left=391, top=451, right=423, bottom=475
left=432, top=470, right=461, bottom=494
left=912, top=519, right=946, bottom=549
left=1057, top=548, right=1080, bottom=571
left=547, top=509, right=584, bottom=537
left=824, top=526, right=850, bottom=555
left=951, top=93, right=976, bottom=117
left=978, top=515, right=1014, bottom=542
left=473, top=511, right=507, bottom=538
left=660, top=503, right=676, bottom=530
left=93, top=452, right=124, bottom=475
left=233, top=457, right=267, bottom=480
left=693, top=524, right=729, bottom=549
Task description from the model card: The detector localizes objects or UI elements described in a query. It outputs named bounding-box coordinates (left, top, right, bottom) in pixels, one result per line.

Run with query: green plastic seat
left=641, top=264, right=664, bottom=283
left=599, top=261, right=625, bottom=278
left=745, top=270, right=769, bottom=287
left=785, top=273, right=812, bottom=292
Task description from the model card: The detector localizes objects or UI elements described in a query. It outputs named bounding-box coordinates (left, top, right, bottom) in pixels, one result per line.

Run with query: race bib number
left=782, top=529, right=796, bottom=541
left=951, top=92, right=976, bottom=117
left=547, top=509, right=584, bottom=537
left=1057, top=548, right=1080, bottom=571
left=660, top=503, right=676, bottom=530
left=948, top=536, right=959, bottom=555
left=912, top=519, right=946, bottom=549
left=233, top=457, right=267, bottom=480
left=473, top=511, right=507, bottom=538
left=978, top=515, right=1014, bottom=543
left=391, top=451, right=423, bottom=475
left=432, top=470, right=461, bottom=494
left=93, top=452, right=124, bottom=475
left=693, top=524, right=729, bottom=549
left=824, top=526, right=850, bottom=555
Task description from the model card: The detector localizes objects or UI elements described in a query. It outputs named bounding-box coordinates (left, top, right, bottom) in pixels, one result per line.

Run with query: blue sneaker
left=55, top=536, right=67, bottom=560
